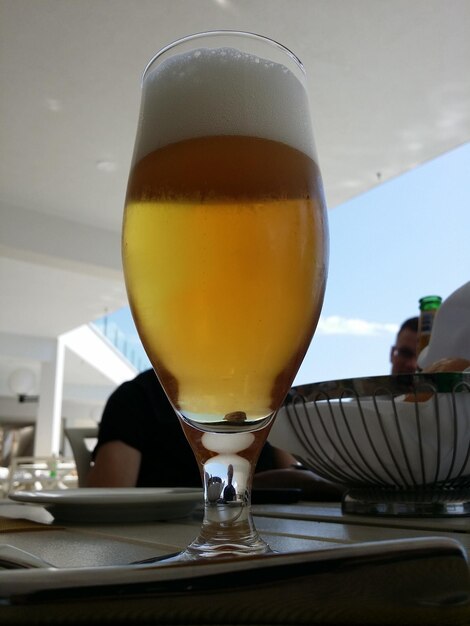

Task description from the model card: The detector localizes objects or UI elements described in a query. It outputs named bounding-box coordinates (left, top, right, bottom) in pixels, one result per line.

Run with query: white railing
left=91, top=316, right=150, bottom=373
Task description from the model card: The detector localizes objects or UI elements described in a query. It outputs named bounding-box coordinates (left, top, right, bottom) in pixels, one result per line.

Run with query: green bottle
left=417, top=295, right=442, bottom=355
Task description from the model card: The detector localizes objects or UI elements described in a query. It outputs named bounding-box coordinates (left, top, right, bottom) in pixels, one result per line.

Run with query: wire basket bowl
left=270, top=372, right=470, bottom=516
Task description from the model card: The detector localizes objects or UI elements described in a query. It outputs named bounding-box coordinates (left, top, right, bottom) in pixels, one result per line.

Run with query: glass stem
left=179, top=419, right=273, bottom=559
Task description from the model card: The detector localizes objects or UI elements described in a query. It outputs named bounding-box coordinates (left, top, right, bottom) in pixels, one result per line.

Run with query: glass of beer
left=123, top=31, right=328, bottom=560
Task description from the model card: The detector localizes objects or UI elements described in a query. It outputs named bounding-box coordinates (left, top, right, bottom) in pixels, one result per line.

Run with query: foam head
left=134, top=45, right=317, bottom=165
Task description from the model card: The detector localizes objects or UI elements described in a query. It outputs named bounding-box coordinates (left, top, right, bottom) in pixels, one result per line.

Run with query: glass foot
left=135, top=526, right=272, bottom=566
left=181, top=512, right=272, bottom=560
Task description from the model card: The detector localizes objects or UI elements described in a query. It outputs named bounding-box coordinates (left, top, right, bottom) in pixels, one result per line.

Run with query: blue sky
left=105, top=141, right=470, bottom=385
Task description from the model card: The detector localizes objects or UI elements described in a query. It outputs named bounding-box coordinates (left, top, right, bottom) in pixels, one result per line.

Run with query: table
left=3, top=500, right=470, bottom=567
left=1, top=500, right=470, bottom=625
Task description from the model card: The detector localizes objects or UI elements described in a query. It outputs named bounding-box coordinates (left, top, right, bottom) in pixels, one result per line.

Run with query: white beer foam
left=134, top=47, right=316, bottom=164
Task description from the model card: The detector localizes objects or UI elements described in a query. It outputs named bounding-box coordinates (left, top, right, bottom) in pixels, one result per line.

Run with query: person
left=390, top=317, right=419, bottom=374
left=87, top=369, right=344, bottom=501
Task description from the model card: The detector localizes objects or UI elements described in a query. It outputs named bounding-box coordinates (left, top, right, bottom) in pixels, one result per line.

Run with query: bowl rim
left=291, top=372, right=470, bottom=402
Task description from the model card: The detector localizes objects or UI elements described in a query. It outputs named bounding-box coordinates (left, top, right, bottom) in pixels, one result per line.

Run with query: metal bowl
left=270, top=373, right=470, bottom=516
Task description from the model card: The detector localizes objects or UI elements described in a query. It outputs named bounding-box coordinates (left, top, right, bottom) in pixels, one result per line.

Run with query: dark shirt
left=93, top=369, right=276, bottom=487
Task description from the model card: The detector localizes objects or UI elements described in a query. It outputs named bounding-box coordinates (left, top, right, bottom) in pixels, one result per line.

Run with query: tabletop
left=1, top=498, right=470, bottom=625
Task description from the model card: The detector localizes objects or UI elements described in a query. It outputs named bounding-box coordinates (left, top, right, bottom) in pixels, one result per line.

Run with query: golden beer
left=123, top=134, right=327, bottom=428
left=123, top=32, right=328, bottom=559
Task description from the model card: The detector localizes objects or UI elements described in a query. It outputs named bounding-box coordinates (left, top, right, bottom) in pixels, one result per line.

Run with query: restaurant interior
left=1, top=2, right=470, bottom=623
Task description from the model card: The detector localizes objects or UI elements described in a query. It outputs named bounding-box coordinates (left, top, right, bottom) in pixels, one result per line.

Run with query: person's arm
left=253, top=445, right=345, bottom=501
left=271, top=445, right=298, bottom=468
left=86, top=441, right=141, bottom=487
left=252, top=467, right=345, bottom=501
left=86, top=375, right=150, bottom=487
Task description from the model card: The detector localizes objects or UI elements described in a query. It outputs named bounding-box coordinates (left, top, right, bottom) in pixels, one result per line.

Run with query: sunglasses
left=392, top=347, right=416, bottom=360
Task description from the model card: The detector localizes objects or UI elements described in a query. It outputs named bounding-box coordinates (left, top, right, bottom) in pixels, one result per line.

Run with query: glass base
left=180, top=504, right=272, bottom=560
left=139, top=503, right=272, bottom=564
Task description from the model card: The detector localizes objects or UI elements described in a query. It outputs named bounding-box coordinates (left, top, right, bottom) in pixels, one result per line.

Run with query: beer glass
left=123, top=31, right=328, bottom=560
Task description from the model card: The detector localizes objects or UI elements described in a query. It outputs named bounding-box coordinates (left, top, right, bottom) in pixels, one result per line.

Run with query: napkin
left=0, top=517, right=58, bottom=533
left=418, top=280, right=470, bottom=369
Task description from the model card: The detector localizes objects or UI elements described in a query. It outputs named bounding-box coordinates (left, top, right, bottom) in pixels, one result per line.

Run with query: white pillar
left=34, top=338, right=65, bottom=457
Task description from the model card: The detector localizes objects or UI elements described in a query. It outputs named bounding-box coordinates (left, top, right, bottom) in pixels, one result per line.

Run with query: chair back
left=64, top=427, right=98, bottom=487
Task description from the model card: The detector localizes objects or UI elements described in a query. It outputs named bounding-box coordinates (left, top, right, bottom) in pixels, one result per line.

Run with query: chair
left=64, top=427, right=98, bottom=487
left=2, top=426, right=36, bottom=495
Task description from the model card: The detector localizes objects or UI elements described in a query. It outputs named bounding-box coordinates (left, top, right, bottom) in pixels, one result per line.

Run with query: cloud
left=317, top=316, right=399, bottom=337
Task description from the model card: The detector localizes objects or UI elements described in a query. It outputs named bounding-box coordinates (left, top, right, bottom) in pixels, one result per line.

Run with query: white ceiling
left=1, top=0, right=470, bottom=400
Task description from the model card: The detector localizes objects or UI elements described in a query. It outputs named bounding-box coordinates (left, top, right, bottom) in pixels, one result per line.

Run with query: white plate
left=9, top=488, right=202, bottom=523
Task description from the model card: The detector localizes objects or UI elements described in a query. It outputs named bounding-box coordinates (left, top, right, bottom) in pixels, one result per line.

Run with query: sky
left=103, top=141, right=470, bottom=386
